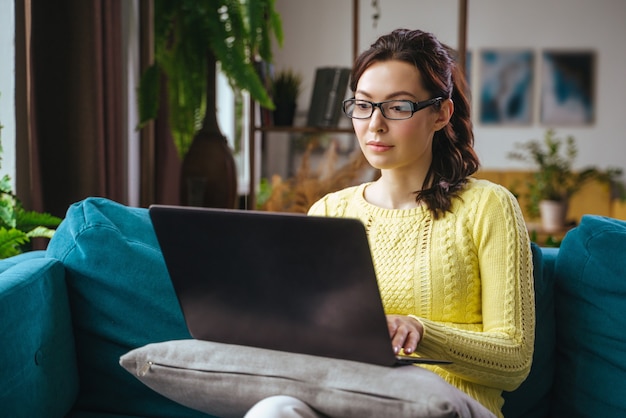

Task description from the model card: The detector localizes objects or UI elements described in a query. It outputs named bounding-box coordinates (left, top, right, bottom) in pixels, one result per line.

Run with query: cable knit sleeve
left=415, top=182, right=534, bottom=392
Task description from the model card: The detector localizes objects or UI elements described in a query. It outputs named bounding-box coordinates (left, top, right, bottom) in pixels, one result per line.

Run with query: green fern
left=138, top=0, right=283, bottom=158
left=0, top=174, right=62, bottom=258
left=16, top=210, right=62, bottom=233
left=0, top=227, right=30, bottom=259
left=27, top=226, right=57, bottom=240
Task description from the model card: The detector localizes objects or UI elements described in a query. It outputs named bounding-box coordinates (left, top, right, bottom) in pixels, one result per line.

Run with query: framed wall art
left=540, top=50, right=596, bottom=125
left=478, top=49, right=534, bottom=125
left=465, top=50, right=472, bottom=89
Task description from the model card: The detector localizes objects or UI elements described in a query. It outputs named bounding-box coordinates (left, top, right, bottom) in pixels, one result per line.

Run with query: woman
left=248, top=28, right=534, bottom=418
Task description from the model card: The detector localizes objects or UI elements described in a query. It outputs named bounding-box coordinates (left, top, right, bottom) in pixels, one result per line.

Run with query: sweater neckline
left=356, top=183, right=430, bottom=219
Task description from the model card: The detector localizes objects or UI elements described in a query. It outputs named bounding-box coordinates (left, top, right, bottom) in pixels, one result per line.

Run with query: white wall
left=272, top=0, right=353, bottom=125
left=0, top=0, right=16, bottom=188
left=273, top=0, right=626, bottom=175
left=468, top=0, right=626, bottom=172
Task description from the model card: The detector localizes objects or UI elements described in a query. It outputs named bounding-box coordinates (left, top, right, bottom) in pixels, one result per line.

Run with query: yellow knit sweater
left=307, top=178, right=534, bottom=417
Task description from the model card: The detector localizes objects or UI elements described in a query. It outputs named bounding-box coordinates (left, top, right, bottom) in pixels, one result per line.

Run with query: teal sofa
left=1, top=197, right=625, bottom=417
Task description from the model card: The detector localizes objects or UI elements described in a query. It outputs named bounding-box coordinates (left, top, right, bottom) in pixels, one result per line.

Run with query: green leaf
left=26, top=226, right=57, bottom=240
left=16, top=210, right=62, bottom=233
left=0, top=228, right=29, bottom=259
left=0, top=174, right=13, bottom=193
left=137, top=63, right=161, bottom=128
left=0, top=191, right=17, bottom=228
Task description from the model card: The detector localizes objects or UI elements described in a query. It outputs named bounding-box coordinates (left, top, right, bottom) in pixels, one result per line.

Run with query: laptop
left=149, top=204, right=450, bottom=367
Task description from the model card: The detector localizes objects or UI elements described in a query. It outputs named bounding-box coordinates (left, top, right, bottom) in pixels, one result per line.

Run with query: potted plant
left=508, top=129, right=619, bottom=232
left=138, top=0, right=283, bottom=208
left=271, top=68, right=303, bottom=126
left=0, top=96, right=62, bottom=258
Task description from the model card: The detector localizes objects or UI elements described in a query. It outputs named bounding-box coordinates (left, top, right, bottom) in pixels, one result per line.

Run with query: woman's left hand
left=386, top=315, right=424, bottom=355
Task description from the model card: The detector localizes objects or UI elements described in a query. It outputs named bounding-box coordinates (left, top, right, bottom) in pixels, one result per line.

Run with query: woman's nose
left=368, top=107, right=387, bottom=132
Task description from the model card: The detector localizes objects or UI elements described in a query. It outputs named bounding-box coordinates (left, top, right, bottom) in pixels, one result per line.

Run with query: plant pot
left=273, top=101, right=297, bottom=126
left=539, top=200, right=568, bottom=233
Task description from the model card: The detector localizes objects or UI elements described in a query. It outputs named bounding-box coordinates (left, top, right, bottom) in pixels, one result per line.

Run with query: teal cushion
left=502, top=243, right=556, bottom=418
left=552, top=215, right=626, bottom=417
left=0, top=255, right=78, bottom=417
left=46, top=198, right=211, bottom=418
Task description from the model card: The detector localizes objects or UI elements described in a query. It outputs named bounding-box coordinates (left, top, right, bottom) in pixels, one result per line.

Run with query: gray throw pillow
left=120, top=339, right=495, bottom=418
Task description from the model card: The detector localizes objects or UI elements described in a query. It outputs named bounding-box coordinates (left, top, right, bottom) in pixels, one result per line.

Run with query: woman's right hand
left=386, top=314, right=424, bottom=355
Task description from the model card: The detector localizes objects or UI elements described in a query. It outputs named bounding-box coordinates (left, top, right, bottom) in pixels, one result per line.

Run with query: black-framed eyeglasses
left=342, top=97, right=443, bottom=120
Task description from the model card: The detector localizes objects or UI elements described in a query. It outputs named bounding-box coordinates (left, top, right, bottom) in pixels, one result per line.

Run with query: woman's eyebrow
left=354, top=90, right=417, bottom=100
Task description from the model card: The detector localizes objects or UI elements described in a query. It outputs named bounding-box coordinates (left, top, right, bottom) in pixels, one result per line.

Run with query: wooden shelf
left=254, top=126, right=354, bottom=134
left=247, top=106, right=356, bottom=208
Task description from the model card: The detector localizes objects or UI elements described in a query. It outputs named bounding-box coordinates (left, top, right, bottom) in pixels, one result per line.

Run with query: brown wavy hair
left=351, top=29, right=479, bottom=218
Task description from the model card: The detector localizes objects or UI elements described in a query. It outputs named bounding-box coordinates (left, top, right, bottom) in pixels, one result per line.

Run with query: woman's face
left=352, top=60, right=450, bottom=174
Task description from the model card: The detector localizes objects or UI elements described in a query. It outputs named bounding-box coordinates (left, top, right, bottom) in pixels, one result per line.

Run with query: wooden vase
left=180, top=52, right=238, bottom=208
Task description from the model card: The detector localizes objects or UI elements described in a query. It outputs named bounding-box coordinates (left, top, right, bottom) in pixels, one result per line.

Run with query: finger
left=391, top=334, right=404, bottom=354
left=402, top=330, right=420, bottom=354
left=390, top=325, right=409, bottom=354
left=386, top=316, right=400, bottom=337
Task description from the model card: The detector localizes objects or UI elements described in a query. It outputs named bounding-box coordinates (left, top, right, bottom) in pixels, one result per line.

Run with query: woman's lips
left=366, top=141, right=393, bottom=152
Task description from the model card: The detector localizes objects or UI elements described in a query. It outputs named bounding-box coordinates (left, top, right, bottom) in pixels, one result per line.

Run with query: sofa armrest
left=0, top=255, right=78, bottom=417
left=552, top=215, right=626, bottom=416
left=502, top=244, right=559, bottom=418
left=0, top=250, right=47, bottom=274
left=539, top=247, right=558, bottom=283
left=46, top=197, right=207, bottom=417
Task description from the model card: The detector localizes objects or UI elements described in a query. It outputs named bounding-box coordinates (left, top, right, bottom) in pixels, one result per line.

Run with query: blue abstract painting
left=479, top=49, right=534, bottom=125
left=541, top=51, right=595, bottom=125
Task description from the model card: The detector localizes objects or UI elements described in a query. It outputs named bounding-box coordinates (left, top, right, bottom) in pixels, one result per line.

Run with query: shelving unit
left=241, top=0, right=363, bottom=210
left=245, top=99, right=355, bottom=209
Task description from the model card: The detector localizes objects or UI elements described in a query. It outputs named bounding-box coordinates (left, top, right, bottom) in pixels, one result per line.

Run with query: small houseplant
left=508, top=129, right=620, bottom=231
left=271, top=68, right=303, bottom=126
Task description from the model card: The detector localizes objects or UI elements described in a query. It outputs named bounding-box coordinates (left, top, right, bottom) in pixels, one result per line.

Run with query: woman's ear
left=433, top=99, right=454, bottom=131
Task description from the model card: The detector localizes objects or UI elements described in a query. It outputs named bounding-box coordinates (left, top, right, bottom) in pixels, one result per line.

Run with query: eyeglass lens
left=344, top=100, right=414, bottom=120
left=343, top=98, right=442, bottom=120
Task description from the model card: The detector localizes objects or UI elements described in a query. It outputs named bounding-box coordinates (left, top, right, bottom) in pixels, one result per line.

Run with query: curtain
left=18, top=0, right=181, bottom=216
left=20, top=0, right=125, bottom=218
left=152, top=74, right=182, bottom=206
left=141, top=0, right=181, bottom=207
